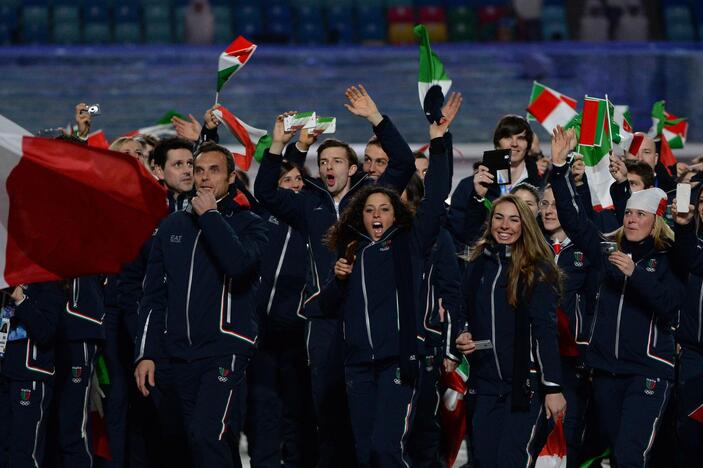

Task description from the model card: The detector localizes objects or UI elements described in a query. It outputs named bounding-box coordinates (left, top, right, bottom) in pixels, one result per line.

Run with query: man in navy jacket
left=134, top=142, right=268, bottom=467
left=254, top=86, right=415, bottom=467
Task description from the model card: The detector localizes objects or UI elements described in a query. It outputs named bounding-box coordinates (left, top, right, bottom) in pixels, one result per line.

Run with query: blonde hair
left=469, top=195, right=562, bottom=308
left=109, top=136, right=143, bottom=152
left=610, top=215, right=674, bottom=251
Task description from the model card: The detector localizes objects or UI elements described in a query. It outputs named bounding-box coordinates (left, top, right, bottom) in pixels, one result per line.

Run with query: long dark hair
left=324, top=185, right=413, bottom=252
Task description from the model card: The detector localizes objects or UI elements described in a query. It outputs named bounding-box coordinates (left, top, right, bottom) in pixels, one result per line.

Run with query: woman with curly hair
left=319, top=116, right=453, bottom=467
left=456, top=192, right=566, bottom=467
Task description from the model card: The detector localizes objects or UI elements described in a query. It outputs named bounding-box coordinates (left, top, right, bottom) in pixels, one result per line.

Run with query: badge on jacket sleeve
left=646, top=259, right=657, bottom=273
left=645, top=378, right=658, bottom=395
left=218, top=367, right=230, bottom=383
left=20, top=388, right=31, bottom=406
left=573, top=251, right=584, bottom=267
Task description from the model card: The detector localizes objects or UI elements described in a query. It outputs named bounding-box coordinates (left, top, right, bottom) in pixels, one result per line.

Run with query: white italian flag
left=213, top=105, right=270, bottom=171
left=0, top=129, right=167, bottom=288
left=527, top=82, right=579, bottom=134
left=217, top=36, right=257, bottom=93
left=578, top=96, right=615, bottom=211
left=414, top=24, right=451, bottom=112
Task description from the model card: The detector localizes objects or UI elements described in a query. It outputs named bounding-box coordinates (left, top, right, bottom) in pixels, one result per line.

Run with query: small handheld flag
left=414, top=24, right=451, bottom=124
left=216, top=36, right=257, bottom=103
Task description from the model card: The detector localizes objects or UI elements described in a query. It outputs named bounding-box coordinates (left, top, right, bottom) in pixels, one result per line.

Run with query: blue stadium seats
left=115, top=3, right=141, bottom=23
left=665, top=5, right=695, bottom=41
left=53, top=22, right=81, bottom=45
left=115, top=22, right=142, bottom=43
left=22, top=5, right=49, bottom=43
left=83, top=22, right=112, bottom=44
left=233, top=4, right=263, bottom=37
left=84, top=5, right=110, bottom=22
left=295, top=19, right=325, bottom=44
left=542, top=5, right=569, bottom=40
left=145, top=23, right=172, bottom=43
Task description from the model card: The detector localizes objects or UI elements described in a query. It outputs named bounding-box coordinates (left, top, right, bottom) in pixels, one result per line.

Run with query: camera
left=600, top=241, right=618, bottom=255
left=85, top=104, right=100, bottom=116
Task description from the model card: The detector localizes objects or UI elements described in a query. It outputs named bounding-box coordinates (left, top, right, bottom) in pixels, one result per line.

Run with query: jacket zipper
left=615, top=279, right=627, bottom=359
left=185, top=230, right=202, bottom=346
left=266, top=227, right=292, bottom=315
left=360, top=243, right=375, bottom=359
left=574, top=293, right=582, bottom=342
left=491, top=260, right=503, bottom=380
left=72, top=278, right=79, bottom=308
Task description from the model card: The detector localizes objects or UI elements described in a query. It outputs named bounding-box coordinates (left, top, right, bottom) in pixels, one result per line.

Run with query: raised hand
left=571, top=153, right=586, bottom=186
left=334, top=257, right=354, bottom=280
left=550, top=126, right=576, bottom=165
left=672, top=199, right=695, bottom=226
left=75, top=103, right=91, bottom=138
left=204, top=106, right=221, bottom=130
left=430, top=92, right=463, bottom=139
left=473, top=165, right=493, bottom=198
left=269, top=111, right=298, bottom=155
left=440, top=92, right=463, bottom=129
left=172, top=114, right=202, bottom=141
left=344, top=84, right=383, bottom=126
left=609, top=154, right=628, bottom=183
left=298, top=128, right=318, bottom=152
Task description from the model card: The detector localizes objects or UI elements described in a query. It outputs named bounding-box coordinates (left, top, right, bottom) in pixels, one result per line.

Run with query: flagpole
left=215, top=92, right=219, bottom=107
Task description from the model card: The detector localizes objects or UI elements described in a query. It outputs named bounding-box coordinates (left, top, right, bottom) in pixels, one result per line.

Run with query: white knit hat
left=626, top=187, right=668, bottom=216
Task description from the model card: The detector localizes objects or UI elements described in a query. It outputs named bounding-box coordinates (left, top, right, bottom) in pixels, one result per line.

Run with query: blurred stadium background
left=0, top=0, right=701, bottom=167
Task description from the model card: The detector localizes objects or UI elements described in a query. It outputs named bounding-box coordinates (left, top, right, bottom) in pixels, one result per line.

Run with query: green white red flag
left=414, top=24, right=451, bottom=123
left=213, top=105, right=270, bottom=171
left=0, top=134, right=167, bottom=288
left=122, top=110, right=186, bottom=139
left=578, top=96, right=615, bottom=211
left=527, top=82, right=579, bottom=133
left=609, top=103, right=634, bottom=153
left=648, top=100, right=688, bottom=172
left=217, top=36, right=257, bottom=93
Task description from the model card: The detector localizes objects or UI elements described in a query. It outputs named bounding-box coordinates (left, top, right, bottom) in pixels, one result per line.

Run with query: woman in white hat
left=547, top=126, right=685, bottom=468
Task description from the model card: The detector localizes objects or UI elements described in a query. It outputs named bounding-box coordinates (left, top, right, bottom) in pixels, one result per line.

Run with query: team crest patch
left=218, top=367, right=230, bottom=383
left=71, top=366, right=83, bottom=383
left=574, top=251, right=584, bottom=267
left=646, top=259, right=657, bottom=273
left=645, top=378, right=658, bottom=395
left=20, top=388, right=31, bottom=406
left=379, top=239, right=392, bottom=252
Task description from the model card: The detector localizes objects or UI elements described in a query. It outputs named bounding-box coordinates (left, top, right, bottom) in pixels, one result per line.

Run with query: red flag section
left=4, top=136, right=167, bottom=286
left=658, top=137, right=677, bottom=175
left=224, top=36, right=256, bottom=64
left=527, top=89, right=562, bottom=123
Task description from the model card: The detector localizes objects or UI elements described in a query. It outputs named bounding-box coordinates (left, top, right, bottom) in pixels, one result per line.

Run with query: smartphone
left=676, top=183, right=691, bottom=214
left=473, top=339, right=493, bottom=351
left=344, top=240, right=358, bottom=264
left=482, top=149, right=512, bottom=186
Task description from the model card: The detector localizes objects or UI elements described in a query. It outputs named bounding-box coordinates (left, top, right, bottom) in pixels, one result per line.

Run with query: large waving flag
left=527, top=82, right=579, bottom=133
left=213, top=105, right=271, bottom=171
left=0, top=113, right=31, bottom=136
left=217, top=36, right=257, bottom=94
left=440, top=357, right=468, bottom=468
left=535, top=418, right=567, bottom=467
left=414, top=24, right=451, bottom=124
left=578, top=96, right=615, bottom=211
left=0, top=134, right=167, bottom=288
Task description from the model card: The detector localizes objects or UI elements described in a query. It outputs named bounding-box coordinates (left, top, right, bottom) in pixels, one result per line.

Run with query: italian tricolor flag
left=217, top=36, right=257, bottom=93
left=213, top=105, right=270, bottom=171
left=578, top=96, right=615, bottom=211
left=648, top=100, right=688, bottom=173
left=0, top=132, right=167, bottom=288
left=610, top=103, right=634, bottom=153
left=122, top=110, right=186, bottom=140
left=414, top=24, right=451, bottom=123
left=527, top=82, right=579, bottom=133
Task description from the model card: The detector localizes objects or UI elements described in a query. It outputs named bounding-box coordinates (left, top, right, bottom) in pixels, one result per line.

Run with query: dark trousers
left=407, top=350, right=442, bottom=468
left=592, top=373, right=671, bottom=468
left=345, top=358, right=420, bottom=468
left=560, top=358, right=590, bottom=468
left=156, top=354, right=248, bottom=468
left=676, top=347, right=703, bottom=466
left=307, top=318, right=356, bottom=468
left=0, top=377, right=52, bottom=468
left=54, top=340, right=98, bottom=468
left=467, top=384, right=547, bottom=468
left=246, top=330, right=317, bottom=468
